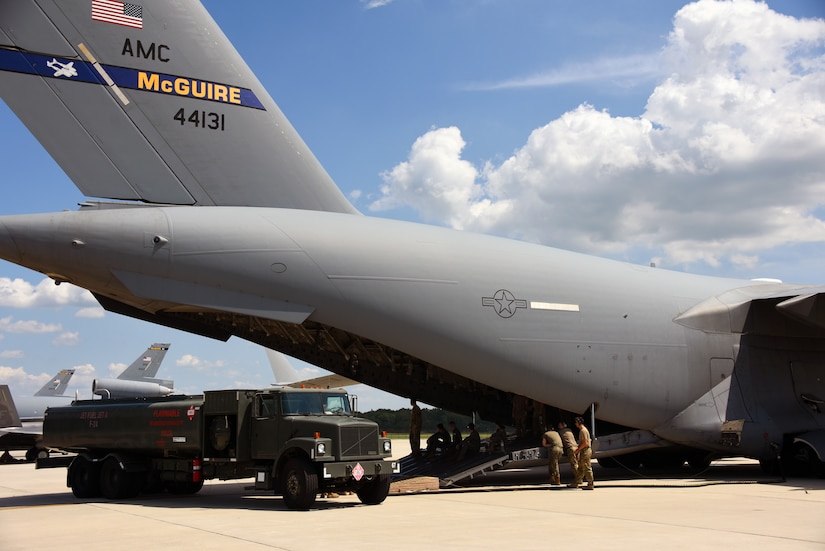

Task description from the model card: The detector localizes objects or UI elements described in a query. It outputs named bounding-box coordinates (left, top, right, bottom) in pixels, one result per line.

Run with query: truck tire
left=25, top=447, right=44, bottom=462
left=356, top=474, right=390, bottom=505
left=69, top=457, right=101, bottom=498
left=281, top=457, right=318, bottom=510
left=166, top=480, right=204, bottom=494
left=100, top=457, right=140, bottom=499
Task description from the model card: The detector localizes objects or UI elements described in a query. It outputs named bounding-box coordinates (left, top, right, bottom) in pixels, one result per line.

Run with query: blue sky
left=1, top=0, right=823, bottom=410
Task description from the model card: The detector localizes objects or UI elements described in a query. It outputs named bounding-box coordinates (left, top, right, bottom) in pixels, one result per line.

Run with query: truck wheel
left=69, top=457, right=101, bottom=498
left=100, top=457, right=140, bottom=499
left=356, top=474, right=390, bottom=505
left=281, top=457, right=318, bottom=510
left=167, top=480, right=204, bottom=495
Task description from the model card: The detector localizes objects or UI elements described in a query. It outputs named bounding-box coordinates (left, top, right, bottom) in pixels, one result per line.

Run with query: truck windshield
left=281, top=393, right=352, bottom=416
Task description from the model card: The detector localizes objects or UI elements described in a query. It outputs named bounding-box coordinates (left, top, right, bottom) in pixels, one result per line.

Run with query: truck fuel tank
left=43, top=395, right=204, bottom=457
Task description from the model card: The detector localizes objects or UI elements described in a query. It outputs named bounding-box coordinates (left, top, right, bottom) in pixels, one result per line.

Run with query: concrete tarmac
left=1, top=444, right=824, bottom=550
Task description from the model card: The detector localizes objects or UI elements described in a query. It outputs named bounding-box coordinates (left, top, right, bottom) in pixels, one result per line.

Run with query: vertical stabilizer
left=93, top=342, right=173, bottom=398
left=0, top=386, right=23, bottom=428
left=266, top=349, right=358, bottom=389
left=33, top=369, right=75, bottom=396
left=267, top=349, right=300, bottom=385
left=0, top=0, right=357, bottom=212
left=117, top=342, right=169, bottom=380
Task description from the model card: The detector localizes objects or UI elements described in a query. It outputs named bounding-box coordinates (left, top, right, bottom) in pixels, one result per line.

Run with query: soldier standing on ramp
left=542, top=425, right=564, bottom=486
left=409, top=399, right=422, bottom=457
left=571, top=417, right=595, bottom=490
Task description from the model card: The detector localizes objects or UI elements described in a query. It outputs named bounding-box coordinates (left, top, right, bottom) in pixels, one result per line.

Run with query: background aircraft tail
left=117, top=342, right=169, bottom=381
left=0, top=0, right=356, bottom=213
left=267, top=349, right=357, bottom=389
left=33, top=369, right=75, bottom=396
left=0, top=386, right=22, bottom=428
left=93, top=342, right=173, bottom=399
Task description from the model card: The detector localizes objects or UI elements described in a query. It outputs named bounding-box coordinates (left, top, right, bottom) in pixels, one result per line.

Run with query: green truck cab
left=41, top=387, right=398, bottom=509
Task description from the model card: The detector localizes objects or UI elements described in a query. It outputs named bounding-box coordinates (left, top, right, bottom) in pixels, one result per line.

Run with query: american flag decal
left=92, top=0, right=143, bottom=29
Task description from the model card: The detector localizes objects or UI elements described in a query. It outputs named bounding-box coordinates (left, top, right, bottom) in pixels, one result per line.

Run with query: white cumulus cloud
left=0, top=277, right=96, bottom=308
left=0, top=316, right=62, bottom=334
left=176, top=354, right=226, bottom=371
left=370, top=0, right=825, bottom=273
left=52, top=332, right=80, bottom=346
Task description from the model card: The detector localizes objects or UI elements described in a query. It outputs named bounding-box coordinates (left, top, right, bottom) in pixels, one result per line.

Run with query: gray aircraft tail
left=266, top=349, right=358, bottom=389
left=0, top=386, right=22, bottom=428
left=117, top=342, right=169, bottom=381
left=93, top=342, right=172, bottom=398
left=0, top=0, right=357, bottom=213
left=33, top=369, right=75, bottom=396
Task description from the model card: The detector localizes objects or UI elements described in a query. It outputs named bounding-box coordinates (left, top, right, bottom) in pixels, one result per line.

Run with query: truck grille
left=340, top=425, right=379, bottom=458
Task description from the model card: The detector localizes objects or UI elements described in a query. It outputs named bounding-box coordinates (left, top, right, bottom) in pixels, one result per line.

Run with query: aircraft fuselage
left=4, top=204, right=814, bottom=460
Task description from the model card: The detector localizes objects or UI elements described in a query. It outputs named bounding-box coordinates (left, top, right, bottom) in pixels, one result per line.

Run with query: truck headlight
left=317, top=443, right=326, bottom=455
left=382, top=440, right=391, bottom=453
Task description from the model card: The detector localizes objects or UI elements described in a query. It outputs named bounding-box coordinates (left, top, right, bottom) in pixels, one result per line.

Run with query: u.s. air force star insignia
left=482, top=289, right=528, bottom=318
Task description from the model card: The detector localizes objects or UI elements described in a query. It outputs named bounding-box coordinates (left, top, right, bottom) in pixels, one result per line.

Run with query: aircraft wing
left=0, top=423, right=42, bottom=437
left=0, top=0, right=356, bottom=213
left=674, top=283, right=825, bottom=336
left=279, top=374, right=360, bottom=390
left=33, top=368, right=75, bottom=396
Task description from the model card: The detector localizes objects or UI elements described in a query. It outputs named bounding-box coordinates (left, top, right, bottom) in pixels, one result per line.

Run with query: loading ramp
left=394, top=438, right=549, bottom=488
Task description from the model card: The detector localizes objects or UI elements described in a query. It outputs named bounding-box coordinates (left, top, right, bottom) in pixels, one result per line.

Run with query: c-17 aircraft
left=0, top=0, right=823, bottom=475
left=0, top=342, right=171, bottom=459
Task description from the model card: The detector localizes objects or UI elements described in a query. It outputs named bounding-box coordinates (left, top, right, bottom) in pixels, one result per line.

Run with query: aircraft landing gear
left=784, top=441, right=825, bottom=478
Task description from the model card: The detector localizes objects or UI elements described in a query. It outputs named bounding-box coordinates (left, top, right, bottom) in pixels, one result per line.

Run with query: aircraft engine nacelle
left=93, top=378, right=174, bottom=399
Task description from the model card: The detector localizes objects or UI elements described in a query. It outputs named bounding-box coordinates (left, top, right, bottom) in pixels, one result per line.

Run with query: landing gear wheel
left=760, top=452, right=782, bottom=476
left=786, top=442, right=825, bottom=478
left=69, top=457, right=101, bottom=498
left=356, top=474, right=390, bottom=505
left=686, top=452, right=712, bottom=470
left=100, top=457, right=140, bottom=499
left=281, top=457, right=318, bottom=510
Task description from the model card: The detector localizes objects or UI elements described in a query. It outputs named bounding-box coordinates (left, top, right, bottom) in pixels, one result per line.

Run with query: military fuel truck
left=39, top=387, right=398, bottom=509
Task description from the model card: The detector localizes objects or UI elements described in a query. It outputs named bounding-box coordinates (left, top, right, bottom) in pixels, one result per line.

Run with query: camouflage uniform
left=573, top=422, right=594, bottom=490
left=409, top=401, right=422, bottom=457
left=542, top=429, right=563, bottom=485
left=558, top=425, right=578, bottom=477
